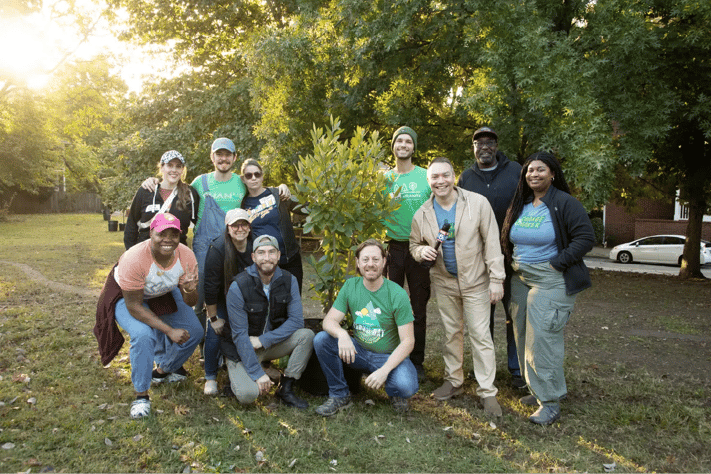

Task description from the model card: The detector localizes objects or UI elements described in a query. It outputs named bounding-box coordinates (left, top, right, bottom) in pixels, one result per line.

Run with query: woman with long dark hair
left=201, top=208, right=254, bottom=395
left=500, top=151, right=595, bottom=425
left=240, top=159, right=303, bottom=293
left=124, top=150, right=199, bottom=249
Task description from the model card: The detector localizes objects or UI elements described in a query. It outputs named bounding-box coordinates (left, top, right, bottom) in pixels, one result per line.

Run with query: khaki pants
left=226, top=328, right=314, bottom=404
left=435, top=287, right=497, bottom=397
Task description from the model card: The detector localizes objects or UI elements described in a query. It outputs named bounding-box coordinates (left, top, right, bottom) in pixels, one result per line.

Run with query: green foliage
left=295, top=117, right=398, bottom=313
left=590, top=217, right=604, bottom=245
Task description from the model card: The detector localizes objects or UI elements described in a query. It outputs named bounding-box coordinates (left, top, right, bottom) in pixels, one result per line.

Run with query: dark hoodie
left=457, top=150, right=522, bottom=229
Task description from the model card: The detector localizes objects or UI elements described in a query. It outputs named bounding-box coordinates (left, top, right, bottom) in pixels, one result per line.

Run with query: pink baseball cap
left=150, top=213, right=181, bottom=233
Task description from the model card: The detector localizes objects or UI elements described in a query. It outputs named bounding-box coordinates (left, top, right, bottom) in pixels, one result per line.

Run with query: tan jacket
left=409, top=187, right=505, bottom=295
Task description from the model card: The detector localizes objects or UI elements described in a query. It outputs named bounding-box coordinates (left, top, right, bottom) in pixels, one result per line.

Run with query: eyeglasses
left=243, top=171, right=262, bottom=180
left=229, top=222, right=250, bottom=230
left=473, top=139, right=497, bottom=149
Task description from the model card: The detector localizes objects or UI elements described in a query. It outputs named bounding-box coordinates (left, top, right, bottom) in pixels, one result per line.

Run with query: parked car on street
left=609, top=235, right=709, bottom=266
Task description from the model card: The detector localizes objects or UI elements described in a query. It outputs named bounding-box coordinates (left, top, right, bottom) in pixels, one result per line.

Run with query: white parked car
left=609, top=234, right=709, bottom=266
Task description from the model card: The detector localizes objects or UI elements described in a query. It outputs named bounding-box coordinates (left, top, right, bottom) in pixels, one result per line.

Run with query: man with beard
left=141, top=138, right=290, bottom=394
left=410, top=157, right=505, bottom=417
left=222, top=235, right=314, bottom=408
left=457, top=127, right=524, bottom=389
left=383, top=126, right=432, bottom=382
left=313, top=239, right=418, bottom=416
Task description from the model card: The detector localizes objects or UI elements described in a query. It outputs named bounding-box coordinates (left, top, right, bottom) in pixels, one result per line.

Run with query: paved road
left=584, top=255, right=711, bottom=278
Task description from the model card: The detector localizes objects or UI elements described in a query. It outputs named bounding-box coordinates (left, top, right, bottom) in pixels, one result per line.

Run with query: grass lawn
left=1, top=214, right=710, bottom=472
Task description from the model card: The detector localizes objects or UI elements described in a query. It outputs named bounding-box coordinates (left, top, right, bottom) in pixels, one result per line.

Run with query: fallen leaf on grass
left=330, top=459, right=338, bottom=466
left=174, top=405, right=190, bottom=415
left=12, top=373, right=30, bottom=383
left=133, top=435, right=143, bottom=442
left=603, top=462, right=616, bottom=472
left=489, top=422, right=497, bottom=429
left=27, top=397, right=36, bottom=405
left=104, top=438, right=112, bottom=447
left=443, top=426, right=453, bottom=431
left=233, top=445, right=240, bottom=451
left=365, top=399, right=375, bottom=406
left=289, top=459, right=297, bottom=468
left=23, top=458, right=41, bottom=466
left=2, top=443, right=15, bottom=450
left=406, top=437, right=411, bottom=443
left=255, top=451, right=265, bottom=462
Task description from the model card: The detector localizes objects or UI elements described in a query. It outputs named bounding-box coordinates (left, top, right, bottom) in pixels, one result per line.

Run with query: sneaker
left=130, top=398, right=151, bottom=419
left=481, top=396, right=502, bottom=417
left=431, top=381, right=464, bottom=401
left=529, top=405, right=561, bottom=425
left=315, top=396, right=352, bottom=417
left=519, top=394, right=538, bottom=406
left=511, top=375, right=527, bottom=389
left=204, top=379, right=218, bottom=396
left=152, top=366, right=188, bottom=384
left=391, top=396, right=409, bottom=414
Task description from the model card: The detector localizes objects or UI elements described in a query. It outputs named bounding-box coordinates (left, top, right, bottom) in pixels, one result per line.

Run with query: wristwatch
left=208, top=314, right=218, bottom=323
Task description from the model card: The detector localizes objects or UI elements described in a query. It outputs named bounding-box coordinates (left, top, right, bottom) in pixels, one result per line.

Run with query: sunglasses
left=243, top=171, right=263, bottom=180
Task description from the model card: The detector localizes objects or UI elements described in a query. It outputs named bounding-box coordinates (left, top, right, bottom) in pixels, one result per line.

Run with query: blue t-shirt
left=243, top=189, right=287, bottom=264
left=510, top=202, right=558, bottom=264
left=433, top=199, right=457, bottom=275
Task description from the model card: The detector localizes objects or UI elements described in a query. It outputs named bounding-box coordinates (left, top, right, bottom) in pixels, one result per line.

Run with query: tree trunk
left=679, top=191, right=706, bottom=279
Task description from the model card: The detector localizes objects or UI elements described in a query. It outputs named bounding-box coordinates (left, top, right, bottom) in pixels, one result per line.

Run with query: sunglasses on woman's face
left=243, top=171, right=262, bottom=180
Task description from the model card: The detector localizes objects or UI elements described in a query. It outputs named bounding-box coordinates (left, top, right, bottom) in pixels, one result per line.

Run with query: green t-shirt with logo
left=190, top=172, right=246, bottom=231
left=384, top=166, right=431, bottom=241
left=333, top=277, right=414, bottom=354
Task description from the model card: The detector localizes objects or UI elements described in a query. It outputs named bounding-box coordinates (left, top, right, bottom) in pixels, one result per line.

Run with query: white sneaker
left=130, top=398, right=151, bottom=419
left=204, top=379, right=218, bottom=396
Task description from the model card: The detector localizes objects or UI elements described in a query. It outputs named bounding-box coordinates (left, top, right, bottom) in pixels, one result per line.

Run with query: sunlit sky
left=0, top=1, right=164, bottom=93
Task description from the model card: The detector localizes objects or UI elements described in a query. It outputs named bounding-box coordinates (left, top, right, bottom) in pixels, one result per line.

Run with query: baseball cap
left=225, top=208, right=251, bottom=226
left=391, top=126, right=418, bottom=152
left=211, top=137, right=236, bottom=153
left=253, top=234, right=279, bottom=252
left=472, top=126, right=498, bottom=141
left=150, top=213, right=181, bottom=233
left=160, top=150, right=185, bottom=165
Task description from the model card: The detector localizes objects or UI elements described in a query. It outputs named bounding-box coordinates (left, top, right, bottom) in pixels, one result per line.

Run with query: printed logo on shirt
left=353, top=302, right=385, bottom=344
left=247, top=194, right=277, bottom=220
left=146, top=204, right=161, bottom=213
left=514, top=215, right=546, bottom=229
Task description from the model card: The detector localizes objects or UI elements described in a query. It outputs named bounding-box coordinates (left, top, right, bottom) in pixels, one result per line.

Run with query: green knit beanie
left=391, top=126, right=417, bottom=152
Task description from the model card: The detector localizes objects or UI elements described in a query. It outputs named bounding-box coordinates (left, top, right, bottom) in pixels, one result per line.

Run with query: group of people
left=94, top=126, right=594, bottom=426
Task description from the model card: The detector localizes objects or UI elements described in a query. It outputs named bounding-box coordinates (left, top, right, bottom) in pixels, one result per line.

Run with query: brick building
left=604, top=194, right=711, bottom=246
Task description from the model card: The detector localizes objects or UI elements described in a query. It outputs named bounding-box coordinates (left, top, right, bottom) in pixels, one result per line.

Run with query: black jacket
left=241, top=188, right=301, bottom=261
left=457, top=151, right=522, bottom=229
left=203, top=233, right=253, bottom=307
left=541, top=186, right=596, bottom=295
left=124, top=185, right=200, bottom=249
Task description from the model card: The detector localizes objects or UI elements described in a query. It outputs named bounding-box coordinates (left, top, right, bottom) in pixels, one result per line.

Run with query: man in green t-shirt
left=383, top=126, right=432, bottom=382
left=313, top=239, right=419, bottom=416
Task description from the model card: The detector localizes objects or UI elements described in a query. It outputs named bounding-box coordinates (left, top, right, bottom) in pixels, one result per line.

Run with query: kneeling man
left=223, top=234, right=314, bottom=408
left=313, top=239, right=418, bottom=416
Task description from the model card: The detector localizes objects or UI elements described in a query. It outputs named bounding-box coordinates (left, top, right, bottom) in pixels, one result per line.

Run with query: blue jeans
left=313, top=331, right=419, bottom=399
left=114, top=287, right=202, bottom=393
left=203, top=301, right=227, bottom=380
left=490, top=274, right=521, bottom=377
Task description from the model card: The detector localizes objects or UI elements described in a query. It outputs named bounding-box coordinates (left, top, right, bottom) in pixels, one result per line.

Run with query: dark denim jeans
left=313, top=331, right=419, bottom=399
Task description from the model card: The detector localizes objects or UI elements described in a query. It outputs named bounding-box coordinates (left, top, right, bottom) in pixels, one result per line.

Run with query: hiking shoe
left=529, top=405, right=561, bottom=425
left=481, top=396, right=502, bottom=417
left=511, top=375, right=527, bottom=389
left=130, top=398, right=151, bottom=419
left=315, top=396, right=352, bottom=417
left=519, top=394, right=538, bottom=406
left=391, top=396, right=409, bottom=414
left=152, top=366, right=188, bottom=384
left=431, top=381, right=464, bottom=401
left=204, top=379, right=218, bottom=396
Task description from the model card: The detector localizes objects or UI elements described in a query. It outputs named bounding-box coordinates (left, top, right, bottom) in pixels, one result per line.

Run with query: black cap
left=472, top=126, right=498, bottom=141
